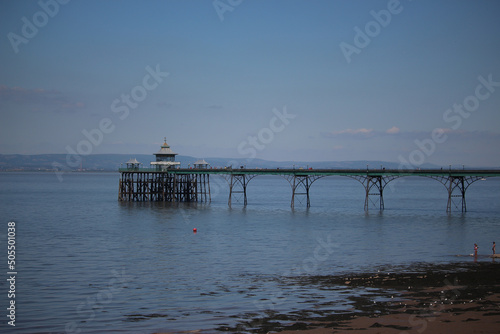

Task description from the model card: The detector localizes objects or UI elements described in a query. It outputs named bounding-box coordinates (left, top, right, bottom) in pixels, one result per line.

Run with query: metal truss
left=426, top=175, right=484, bottom=212
left=348, top=175, right=402, bottom=211
left=222, top=173, right=257, bottom=207
left=282, top=174, right=325, bottom=209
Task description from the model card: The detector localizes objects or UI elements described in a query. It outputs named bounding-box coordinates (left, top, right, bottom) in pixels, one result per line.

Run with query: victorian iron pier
left=118, top=168, right=500, bottom=212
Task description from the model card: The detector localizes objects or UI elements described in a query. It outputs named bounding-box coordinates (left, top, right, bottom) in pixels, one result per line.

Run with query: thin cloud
left=402, top=128, right=499, bottom=139
left=386, top=126, right=400, bottom=134
left=0, top=85, right=85, bottom=113
left=332, top=128, right=373, bottom=135
left=206, top=104, right=224, bottom=110
left=442, top=129, right=500, bottom=139
left=323, top=128, right=374, bottom=138
left=156, top=101, right=173, bottom=109
left=324, top=126, right=500, bottom=141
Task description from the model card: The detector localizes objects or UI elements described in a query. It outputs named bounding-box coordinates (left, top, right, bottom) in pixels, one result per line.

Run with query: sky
left=1, top=0, right=500, bottom=167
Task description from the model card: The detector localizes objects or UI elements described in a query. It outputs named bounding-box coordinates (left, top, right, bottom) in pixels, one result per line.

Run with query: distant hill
left=0, top=154, right=440, bottom=171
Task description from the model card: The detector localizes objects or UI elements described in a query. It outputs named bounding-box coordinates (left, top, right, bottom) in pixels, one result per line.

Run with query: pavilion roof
left=154, top=139, right=178, bottom=156
left=194, top=159, right=209, bottom=165
left=126, top=158, right=140, bottom=164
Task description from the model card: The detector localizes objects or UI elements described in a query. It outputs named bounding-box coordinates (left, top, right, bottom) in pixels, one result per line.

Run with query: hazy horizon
left=4, top=152, right=498, bottom=169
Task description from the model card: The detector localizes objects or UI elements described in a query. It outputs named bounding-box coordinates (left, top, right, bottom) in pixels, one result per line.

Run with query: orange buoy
left=193, top=228, right=197, bottom=233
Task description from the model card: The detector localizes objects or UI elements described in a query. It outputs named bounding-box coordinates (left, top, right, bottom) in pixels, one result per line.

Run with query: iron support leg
left=291, top=175, right=311, bottom=209
left=228, top=174, right=248, bottom=207
left=447, top=176, right=466, bottom=213
left=363, top=176, right=384, bottom=211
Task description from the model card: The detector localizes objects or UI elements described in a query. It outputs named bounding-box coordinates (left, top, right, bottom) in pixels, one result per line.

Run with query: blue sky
left=1, top=0, right=500, bottom=167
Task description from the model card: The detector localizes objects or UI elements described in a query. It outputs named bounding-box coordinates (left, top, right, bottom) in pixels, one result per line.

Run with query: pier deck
left=118, top=168, right=500, bottom=212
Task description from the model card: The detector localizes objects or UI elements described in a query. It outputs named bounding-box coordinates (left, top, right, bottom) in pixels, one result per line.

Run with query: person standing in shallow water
left=474, top=243, right=478, bottom=257
left=493, top=242, right=496, bottom=255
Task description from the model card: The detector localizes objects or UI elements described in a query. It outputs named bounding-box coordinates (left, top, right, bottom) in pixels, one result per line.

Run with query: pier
left=118, top=167, right=500, bottom=212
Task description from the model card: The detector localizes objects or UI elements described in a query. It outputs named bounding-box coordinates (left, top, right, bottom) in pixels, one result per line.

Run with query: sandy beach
left=206, top=260, right=500, bottom=333
left=270, top=260, right=500, bottom=334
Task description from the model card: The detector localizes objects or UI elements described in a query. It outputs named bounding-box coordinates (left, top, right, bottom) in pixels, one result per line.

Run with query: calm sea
left=0, top=172, right=499, bottom=333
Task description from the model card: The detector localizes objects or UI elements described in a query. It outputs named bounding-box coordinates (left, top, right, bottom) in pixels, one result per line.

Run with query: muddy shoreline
left=214, top=260, right=500, bottom=333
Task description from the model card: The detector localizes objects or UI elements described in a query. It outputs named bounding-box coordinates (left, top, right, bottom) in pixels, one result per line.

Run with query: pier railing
left=118, top=167, right=500, bottom=176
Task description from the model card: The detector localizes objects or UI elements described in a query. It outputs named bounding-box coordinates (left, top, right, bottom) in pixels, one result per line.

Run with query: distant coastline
left=0, top=153, right=446, bottom=172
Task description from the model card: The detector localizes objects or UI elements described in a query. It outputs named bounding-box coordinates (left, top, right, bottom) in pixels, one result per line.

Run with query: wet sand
left=276, top=293, right=500, bottom=334
left=215, top=260, right=500, bottom=333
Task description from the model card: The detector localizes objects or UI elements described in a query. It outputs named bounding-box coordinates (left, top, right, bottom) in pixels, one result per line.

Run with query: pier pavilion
left=125, top=158, right=141, bottom=170
left=193, top=159, right=210, bottom=169
left=150, top=138, right=180, bottom=170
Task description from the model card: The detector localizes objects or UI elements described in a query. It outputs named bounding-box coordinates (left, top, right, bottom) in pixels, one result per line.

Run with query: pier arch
left=424, top=175, right=486, bottom=212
